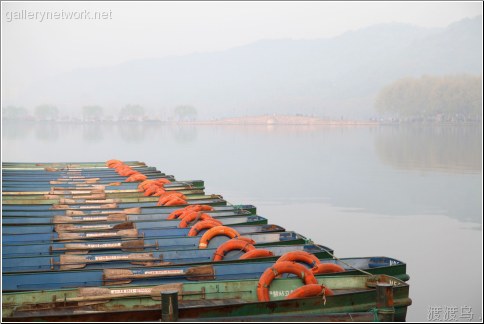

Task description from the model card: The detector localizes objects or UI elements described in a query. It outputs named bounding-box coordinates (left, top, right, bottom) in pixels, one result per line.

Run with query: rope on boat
left=368, top=308, right=380, bottom=322
left=323, top=249, right=373, bottom=276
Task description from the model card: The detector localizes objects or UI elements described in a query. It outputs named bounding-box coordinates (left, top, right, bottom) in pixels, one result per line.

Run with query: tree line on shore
left=2, top=104, right=198, bottom=122
left=4, top=74, right=482, bottom=123
left=375, top=74, right=482, bottom=122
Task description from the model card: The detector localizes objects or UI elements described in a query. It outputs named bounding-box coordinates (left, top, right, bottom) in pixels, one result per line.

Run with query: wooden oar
left=1, top=189, right=107, bottom=195
left=51, top=203, right=118, bottom=210
left=54, top=221, right=135, bottom=233
left=58, top=198, right=120, bottom=204
left=103, top=265, right=215, bottom=285
left=64, top=207, right=141, bottom=216
left=50, top=188, right=107, bottom=195
left=49, top=177, right=102, bottom=184
left=52, top=214, right=128, bottom=224
left=58, top=252, right=159, bottom=270
left=64, top=283, right=184, bottom=303
left=50, top=239, right=148, bottom=254
left=46, top=193, right=107, bottom=200
left=57, top=228, right=139, bottom=241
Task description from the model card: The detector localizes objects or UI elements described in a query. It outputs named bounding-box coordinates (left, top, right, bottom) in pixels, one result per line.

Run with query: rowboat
left=1, top=274, right=411, bottom=321
left=2, top=215, right=267, bottom=235
left=1, top=205, right=257, bottom=224
left=2, top=223, right=283, bottom=245
left=2, top=231, right=308, bottom=257
left=3, top=177, right=200, bottom=191
left=1, top=170, right=165, bottom=182
left=2, top=192, right=218, bottom=205
left=1, top=204, right=255, bottom=220
left=1, top=196, right=227, bottom=212
left=2, top=165, right=154, bottom=172
left=1, top=183, right=205, bottom=200
left=1, top=165, right=164, bottom=177
left=1, top=166, right=159, bottom=176
left=2, top=190, right=204, bottom=202
left=2, top=177, right=177, bottom=190
left=2, top=161, right=146, bottom=168
left=2, top=256, right=408, bottom=291
left=3, top=244, right=333, bottom=273
left=2, top=191, right=216, bottom=206
left=2, top=180, right=205, bottom=195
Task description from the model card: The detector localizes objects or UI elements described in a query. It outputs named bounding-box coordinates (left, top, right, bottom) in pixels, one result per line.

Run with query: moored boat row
left=2, top=160, right=411, bottom=321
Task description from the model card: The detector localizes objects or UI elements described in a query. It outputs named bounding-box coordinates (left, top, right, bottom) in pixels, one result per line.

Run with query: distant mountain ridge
left=20, top=15, right=483, bottom=118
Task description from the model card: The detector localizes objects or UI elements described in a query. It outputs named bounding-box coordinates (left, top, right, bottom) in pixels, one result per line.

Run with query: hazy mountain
left=21, top=15, right=483, bottom=119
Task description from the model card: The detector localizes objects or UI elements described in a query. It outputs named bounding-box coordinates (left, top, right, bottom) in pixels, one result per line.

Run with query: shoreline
left=3, top=114, right=481, bottom=126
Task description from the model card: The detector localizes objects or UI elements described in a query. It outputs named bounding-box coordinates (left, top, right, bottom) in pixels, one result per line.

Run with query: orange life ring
left=286, top=284, right=334, bottom=300
left=187, top=219, right=223, bottom=236
left=256, top=261, right=318, bottom=302
left=194, top=205, right=214, bottom=211
left=239, top=249, right=274, bottom=260
left=152, top=188, right=167, bottom=196
left=114, top=165, right=129, bottom=172
left=179, top=210, right=203, bottom=220
left=157, top=192, right=186, bottom=206
left=199, top=226, right=241, bottom=249
left=116, top=166, right=137, bottom=176
left=168, top=207, right=189, bottom=220
left=167, top=205, right=214, bottom=220
left=212, top=238, right=255, bottom=261
left=106, top=160, right=123, bottom=168
left=179, top=212, right=214, bottom=228
left=312, top=263, right=345, bottom=274
left=126, top=173, right=147, bottom=182
left=163, top=197, right=187, bottom=206
left=121, top=169, right=137, bottom=177
left=276, top=251, right=321, bottom=268
left=144, top=184, right=162, bottom=196
left=138, top=180, right=154, bottom=192
left=153, top=178, right=172, bottom=185
left=182, top=205, right=214, bottom=213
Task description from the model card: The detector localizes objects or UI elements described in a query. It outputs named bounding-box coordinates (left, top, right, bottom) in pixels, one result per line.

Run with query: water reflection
left=2, top=121, right=35, bottom=140
left=171, top=126, right=198, bottom=144
left=116, top=123, right=147, bottom=142
left=2, top=122, right=481, bottom=224
left=375, top=125, right=482, bottom=173
left=34, top=122, right=60, bottom=142
left=82, top=124, right=104, bottom=142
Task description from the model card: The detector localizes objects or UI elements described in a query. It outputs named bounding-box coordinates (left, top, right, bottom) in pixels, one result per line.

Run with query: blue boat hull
left=2, top=244, right=332, bottom=273
left=1, top=204, right=255, bottom=219
left=1, top=257, right=406, bottom=291
left=2, top=223, right=282, bottom=245
left=2, top=231, right=305, bottom=257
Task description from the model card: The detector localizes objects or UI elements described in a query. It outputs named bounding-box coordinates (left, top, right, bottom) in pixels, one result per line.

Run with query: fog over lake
left=3, top=122, right=482, bottom=321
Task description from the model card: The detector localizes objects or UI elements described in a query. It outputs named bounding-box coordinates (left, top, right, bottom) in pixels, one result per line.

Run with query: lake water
left=2, top=122, right=482, bottom=321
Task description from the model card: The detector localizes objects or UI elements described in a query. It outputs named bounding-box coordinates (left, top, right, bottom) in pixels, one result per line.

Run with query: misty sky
left=1, top=1, right=482, bottom=101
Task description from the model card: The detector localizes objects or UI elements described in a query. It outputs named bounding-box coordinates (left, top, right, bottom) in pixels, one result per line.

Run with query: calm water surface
left=2, top=122, right=482, bottom=321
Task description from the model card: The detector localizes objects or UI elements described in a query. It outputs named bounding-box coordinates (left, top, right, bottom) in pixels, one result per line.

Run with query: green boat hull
left=2, top=192, right=216, bottom=205
left=2, top=274, right=410, bottom=321
left=1, top=187, right=205, bottom=201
